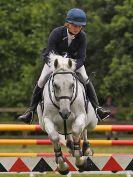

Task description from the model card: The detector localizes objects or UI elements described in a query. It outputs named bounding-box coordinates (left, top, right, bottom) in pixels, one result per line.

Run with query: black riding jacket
left=42, top=26, right=87, bottom=69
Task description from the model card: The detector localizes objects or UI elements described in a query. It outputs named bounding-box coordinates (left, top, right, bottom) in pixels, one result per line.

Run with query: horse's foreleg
left=43, top=117, right=60, bottom=149
left=72, top=114, right=86, bottom=147
left=54, top=147, right=69, bottom=175
left=72, top=114, right=86, bottom=168
left=72, top=114, right=86, bottom=155
left=82, top=128, right=94, bottom=156
left=66, top=134, right=74, bottom=155
left=43, top=117, right=69, bottom=175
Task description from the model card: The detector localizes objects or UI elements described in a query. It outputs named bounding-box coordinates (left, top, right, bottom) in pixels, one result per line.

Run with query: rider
left=18, top=8, right=111, bottom=124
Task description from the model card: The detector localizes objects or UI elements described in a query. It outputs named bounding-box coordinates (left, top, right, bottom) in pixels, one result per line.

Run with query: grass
left=0, top=173, right=132, bottom=177
left=0, top=144, right=133, bottom=154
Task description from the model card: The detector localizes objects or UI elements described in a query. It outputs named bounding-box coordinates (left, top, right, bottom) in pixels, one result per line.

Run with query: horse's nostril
left=59, top=111, right=71, bottom=119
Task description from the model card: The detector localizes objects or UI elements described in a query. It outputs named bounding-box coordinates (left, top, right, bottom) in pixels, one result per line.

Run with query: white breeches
left=38, top=64, right=88, bottom=88
left=38, top=64, right=53, bottom=88
left=76, top=65, right=89, bottom=83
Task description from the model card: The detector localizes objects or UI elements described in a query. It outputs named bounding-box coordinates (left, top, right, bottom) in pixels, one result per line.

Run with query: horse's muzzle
left=59, top=110, right=71, bottom=120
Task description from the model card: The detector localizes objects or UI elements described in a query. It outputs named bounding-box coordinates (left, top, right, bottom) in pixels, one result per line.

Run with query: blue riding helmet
left=65, top=8, right=86, bottom=26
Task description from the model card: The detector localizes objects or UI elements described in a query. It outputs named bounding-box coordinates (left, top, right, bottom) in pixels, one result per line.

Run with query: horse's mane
left=49, top=53, right=76, bottom=71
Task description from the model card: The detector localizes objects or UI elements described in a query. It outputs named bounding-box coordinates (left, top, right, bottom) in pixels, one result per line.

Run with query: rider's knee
left=38, top=79, right=45, bottom=88
left=76, top=65, right=88, bottom=82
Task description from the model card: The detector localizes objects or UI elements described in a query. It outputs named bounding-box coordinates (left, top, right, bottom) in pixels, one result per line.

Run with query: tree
left=0, top=0, right=132, bottom=108
left=0, top=0, right=52, bottom=106
left=101, top=0, right=133, bottom=106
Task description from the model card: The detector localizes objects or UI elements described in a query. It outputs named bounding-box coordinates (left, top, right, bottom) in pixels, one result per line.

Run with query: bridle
left=48, top=70, right=85, bottom=139
left=48, top=71, right=78, bottom=110
left=53, top=71, right=75, bottom=101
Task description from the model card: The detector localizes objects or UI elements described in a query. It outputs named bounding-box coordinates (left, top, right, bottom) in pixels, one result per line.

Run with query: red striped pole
left=0, top=139, right=133, bottom=146
left=112, top=140, right=133, bottom=146
left=0, top=124, right=133, bottom=131
left=0, top=152, right=133, bottom=157
left=0, top=153, right=71, bottom=157
left=112, top=125, right=133, bottom=131
left=93, top=125, right=133, bottom=132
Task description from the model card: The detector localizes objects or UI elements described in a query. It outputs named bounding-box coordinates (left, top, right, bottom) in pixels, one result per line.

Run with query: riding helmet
left=65, top=8, right=86, bottom=26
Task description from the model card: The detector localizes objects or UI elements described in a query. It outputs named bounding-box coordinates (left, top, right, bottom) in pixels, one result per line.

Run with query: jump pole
left=0, top=139, right=133, bottom=146
left=0, top=124, right=133, bottom=131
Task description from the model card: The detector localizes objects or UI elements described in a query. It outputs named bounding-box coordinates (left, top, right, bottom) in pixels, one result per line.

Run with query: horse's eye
left=53, top=83, right=58, bottom=89
left=70, top=83, right=74, bottom=89
left=53, top=83, right=57, bottom=88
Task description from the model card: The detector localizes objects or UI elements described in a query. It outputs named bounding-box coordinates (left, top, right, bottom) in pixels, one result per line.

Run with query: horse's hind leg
left=81, top=101, right=98, bottom=156
left=82, top=128, right=94, bottom=156
left=43, top=117, right=69, bottom=175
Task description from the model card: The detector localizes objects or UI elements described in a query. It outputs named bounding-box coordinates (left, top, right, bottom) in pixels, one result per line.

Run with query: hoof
left=83, top=148, right=94, bottom=156
left=112, top=171, right=118, bottom=173
left=75, top=157, right=87, bottom=172
left=76, top=158, right=87, bottom=172
left=57, top=167, right=69, bottom=175
left=76, top=163, right=85, bottom=172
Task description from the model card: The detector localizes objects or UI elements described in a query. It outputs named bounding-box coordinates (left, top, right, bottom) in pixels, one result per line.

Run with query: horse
left=37, top=53, right=98, bottom=174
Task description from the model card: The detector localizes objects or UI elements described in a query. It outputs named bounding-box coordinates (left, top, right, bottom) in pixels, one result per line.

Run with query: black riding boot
left=86, top=82, right=111, bottom=120
left=18, top=84, right=43, bottom=124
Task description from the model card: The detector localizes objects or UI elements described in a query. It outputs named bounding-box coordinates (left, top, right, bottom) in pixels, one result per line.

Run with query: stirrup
left=27, top=111, right=34, bottom=124
left=96, top=107, right=110, bottom=121
left=18, top=110, right=34, bottom=124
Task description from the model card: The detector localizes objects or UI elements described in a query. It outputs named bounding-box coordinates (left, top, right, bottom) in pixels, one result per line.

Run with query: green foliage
left=101, top=0, right=133, bottom=106
left=0, top=0, right=132, bottom=110
left=0, top=0, right=51, bottom=106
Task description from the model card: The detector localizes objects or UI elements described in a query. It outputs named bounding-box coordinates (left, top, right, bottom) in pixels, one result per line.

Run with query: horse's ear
left=54, top=59, right=58, bottom=69
left=68, top=59, right=72, bottom=68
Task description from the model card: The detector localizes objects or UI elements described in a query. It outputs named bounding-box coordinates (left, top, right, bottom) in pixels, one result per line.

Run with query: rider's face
left=68, top=23, right=82, bottom=35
